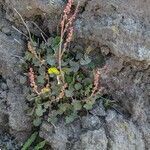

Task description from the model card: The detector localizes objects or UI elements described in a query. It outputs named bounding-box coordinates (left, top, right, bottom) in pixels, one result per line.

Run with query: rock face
left=39, top=104, right=146, bottom=150
left=1, top=0, right=150, bottom=63
left=100, top=57, right=150, bottom=149
left=76, top=0, right=150, bottom=63
left=0, top=6, right=32, bottom=143
left=2, top=0, right=65, bottom=35
left=4, top=0, right=64, bottom=19
left=0, top=132, right=20, bottom=150
left=0, top=0, right=149, bottom=149
left=80, top=129, right=108, bottom=150
left=106, top=110, right=145, bottom=150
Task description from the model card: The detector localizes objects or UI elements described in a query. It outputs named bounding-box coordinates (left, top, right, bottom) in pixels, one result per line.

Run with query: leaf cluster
left=23, top=36, right=101, bottom=125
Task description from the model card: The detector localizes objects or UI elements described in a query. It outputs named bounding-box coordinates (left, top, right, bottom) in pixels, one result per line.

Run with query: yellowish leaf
left=41, top=87, right=50, bottom=94
left=48, top=67, right=60, bottom=75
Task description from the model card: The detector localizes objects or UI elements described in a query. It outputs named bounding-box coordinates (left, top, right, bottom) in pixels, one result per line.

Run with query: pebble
left=2, top=27, right=11, bottom=35
left=1, top=83, right=7, bottom=90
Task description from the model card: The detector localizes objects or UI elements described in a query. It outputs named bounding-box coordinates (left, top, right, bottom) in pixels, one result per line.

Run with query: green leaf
left=21, top=132, right=38, bottom=150
left=65, top=113, right=77, bottom=124
left=24, top=51, right=32, bottom=61
left=69, top=61, right=80, bottom=72
left=65, top=75, right=73, bottom=84
left=32, top=57, right=41, bottom=66
left=40, top=42, right=46, bottom=50
left=46, top=55, right=56, bottom=65
left=48, top=116, right=58, bottom=124
left=53, top=36, right=61, bottom=47
left=74, top=83, right=82, bottom=90
left=47, top=37, right=53, bottom=47
left=38, top=67, right=45, bottom=76
left=33, top=118, right=42, bottom=127
left=33, top=140, right=46, bottom=150
left=84, top=100, right=95, bottom=110
left=65, top=89, right=73, bottom=98
left=61, top=61, right=69, bottom=67
left=84, top=88, right=91, bottom=96
left=82, top=78, right=92, bottom=85
left=58, top=103, right=71, bottom=114
left=76, top=52, right=83, bottom=60
left=37, top=75, right=45, bottom=84
left=48, top=36, right=60, bottom=50
left=35, top=96, right=42, bottom=104
left=26, top=93, right=36, bottom=102
left=80, top=54, right=91, bottom=65
left=88, top=62, right=95, bottom=69
left=62, top=67, right=72, bottom=74
left=48, top=111, right=58, bottom=124
left=35, top=105, right=43, bottom=117
left=72, top=101, right=82, bottom=111
left=43, top=101, right=50, bottom=109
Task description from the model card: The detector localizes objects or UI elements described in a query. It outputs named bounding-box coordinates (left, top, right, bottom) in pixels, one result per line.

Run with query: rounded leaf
left=48, top=67, right=60, bottom=75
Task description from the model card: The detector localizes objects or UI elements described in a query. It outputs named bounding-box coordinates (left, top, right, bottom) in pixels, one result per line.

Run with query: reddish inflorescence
left=61, top=0, right=79, bottom=52
left=28, top=67, right=39, bottom=94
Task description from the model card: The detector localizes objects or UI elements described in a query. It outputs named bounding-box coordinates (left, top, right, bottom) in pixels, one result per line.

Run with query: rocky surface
left=0, top=5, right=32, bottom=145
left=101, top=57, right=150, bottom=149
left=2, top=0, right=65, bottom=36
left=0, top=132, right=20, bottom=150
left=39, top=102, right=146, bottom=150
left=76, top=0, right=150, bottom=63
left=0, top=0, right=149, bottom=149
left=1, top=0, right=150, bottom=63
left=106, top=110, right=145, bottom=150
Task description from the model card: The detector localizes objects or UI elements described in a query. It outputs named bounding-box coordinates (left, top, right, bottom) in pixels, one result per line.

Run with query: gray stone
left=0, top=0, right=150, bottom=149
left=90, top=100, right=106, bottom=117
left=140, top=124, right=150, bottom=149
left=81, top=128, right=108, bottom=150
left=40, top=110, right=148, bottom=150
left=0, top=91, right=7, bottom=99
left=101, top=56, right=150, bottom=124
left=2, top=0, right=150, bottom=63
left=1, top=83, right=7, bottom=90
left=72, top=141, right=82, bottom=150
left=3, top=0, right=65, bottom=35
left=0, top=132, right=20, bottom=150
left=106, top=110, right=145, bottom=150
left=75, top=0, right=150, bottom=63
left=39, top=120, right=81, bottom=150
left=4, top=0, right=64, bottom=18
left=81, top=115, right=102, bottom=130
left=106, top=110, right=117, bottom=122
left=0, top=30, right=32, bottom=141
left=0, top=113, right=8, bottom=129
left=1, top=27, right=11, bottom=35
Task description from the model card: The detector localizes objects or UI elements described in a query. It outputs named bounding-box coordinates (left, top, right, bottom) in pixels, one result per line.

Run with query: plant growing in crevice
left=23, top=0, right=107, bottom=126
left=21, top=132, right=46, bottom=150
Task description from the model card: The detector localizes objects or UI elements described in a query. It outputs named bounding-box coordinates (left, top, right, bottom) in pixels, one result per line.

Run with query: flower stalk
left=58, top=0, right=79, bottom=83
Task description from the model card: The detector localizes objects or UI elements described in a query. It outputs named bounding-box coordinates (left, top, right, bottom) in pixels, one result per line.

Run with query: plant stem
left=58, top=24, right=65, bottom=83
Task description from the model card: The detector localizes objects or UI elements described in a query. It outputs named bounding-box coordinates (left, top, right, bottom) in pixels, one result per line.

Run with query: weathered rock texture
left=2, top=0, right=65, bottom=35
left=76, top=0, right=150, bottom=63
left=0, top=0, right=149, bottom=149
left=0, top=6, right=32, bottom=144
left=0, top=132, right=20, bottom=150
left=3, top=0, right=149, bottom=62
left=39, top=103, right=146, bottom=150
